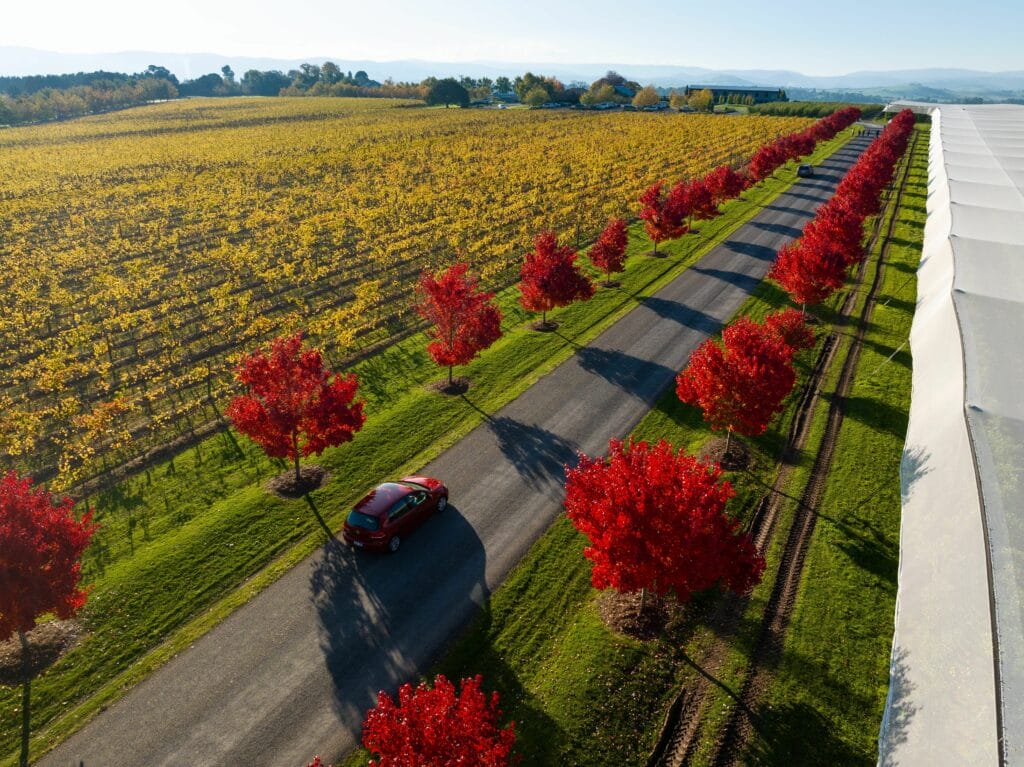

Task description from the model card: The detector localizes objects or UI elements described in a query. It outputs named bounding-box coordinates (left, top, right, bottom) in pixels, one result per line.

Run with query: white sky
left=3, top=0, right=1023, bottom=73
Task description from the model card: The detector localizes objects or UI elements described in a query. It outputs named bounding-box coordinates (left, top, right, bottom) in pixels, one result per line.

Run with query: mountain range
left=3, top=46, right=1023, bottom=101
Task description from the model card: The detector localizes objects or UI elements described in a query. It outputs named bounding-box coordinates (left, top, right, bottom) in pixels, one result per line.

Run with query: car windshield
left=346, top=510, right=380, bottom=531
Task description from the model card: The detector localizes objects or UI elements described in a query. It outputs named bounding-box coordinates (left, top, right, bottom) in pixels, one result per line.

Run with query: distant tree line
left=0, top=66, right=178, bottom=125
left=1, top=60, right=769, bottom=125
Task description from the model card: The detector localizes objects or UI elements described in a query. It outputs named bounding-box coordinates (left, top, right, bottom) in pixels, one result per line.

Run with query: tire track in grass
left=647, top=131, right=917, bottom=767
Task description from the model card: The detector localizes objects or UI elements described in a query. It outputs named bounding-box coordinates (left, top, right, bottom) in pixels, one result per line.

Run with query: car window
left=388, top=496, right=414, bottom=521
left=410, top=491, right=428, bottom=506
left=346, top=511, right=379, bottom=531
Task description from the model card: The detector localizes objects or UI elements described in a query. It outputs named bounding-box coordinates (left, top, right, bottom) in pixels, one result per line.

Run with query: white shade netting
left=879, top=104, right=1024, bottom=766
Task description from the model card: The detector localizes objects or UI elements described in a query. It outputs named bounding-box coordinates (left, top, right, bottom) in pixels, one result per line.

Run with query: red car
left=342, top=476, right=449, bottom=553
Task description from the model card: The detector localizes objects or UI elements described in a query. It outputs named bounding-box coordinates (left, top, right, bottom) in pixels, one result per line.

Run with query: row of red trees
left=769, top=109, right=916, bottom=307
left=639, top=108, right=861, bottom=254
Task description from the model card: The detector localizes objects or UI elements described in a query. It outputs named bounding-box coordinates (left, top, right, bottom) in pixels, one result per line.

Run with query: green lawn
left=745, top=125, right=928, bottom=766
left=340, top=127, right=926, bottom=766
left=0, top=131, right=856, bottom=765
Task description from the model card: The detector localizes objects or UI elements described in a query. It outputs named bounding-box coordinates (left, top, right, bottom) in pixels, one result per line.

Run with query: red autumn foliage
left=748, top=142, right=788, bottom=181
left=226, top=333, right=365, bottom=482
left=362, top=674, right=517, bottom=767
left=747, top=107, right=861, bottom=182
left=638, top=181, right=687, bottom=253
left=518, top=230, right=594, bottom=323
left=0, top=471, right=96, bottom=640
left=768, top=237, right=848, bottom=307
left=564, top=438, right=764, bottom=601
left=305, top=758, right=333, bottom=767
left=676, top=316, right=798, bottom=439
left=764, top=309, right=815, bottom=352
left=587, top=217, right=629, bottom=283
left=803, top=197, right=865, bottom=266
left=675, top=178, right=718, bottom=223
left=767, top=109, right=916, bottom=310
left=416, top=262, right=502, bottom=384
left=703, top=165, right=747, bottom=204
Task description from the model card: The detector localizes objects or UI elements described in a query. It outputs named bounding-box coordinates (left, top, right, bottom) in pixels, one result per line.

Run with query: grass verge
left=338, top=127, right=925, bottom=766
left=0, top=130, right=854, bottom=764
left=741, top=125, right=927, bottom=766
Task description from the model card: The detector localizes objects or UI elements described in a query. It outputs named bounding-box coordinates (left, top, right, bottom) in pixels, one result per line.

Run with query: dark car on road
left=797, top=164, right=815, bottom=178
left=343, top=477, right=449, bottom=553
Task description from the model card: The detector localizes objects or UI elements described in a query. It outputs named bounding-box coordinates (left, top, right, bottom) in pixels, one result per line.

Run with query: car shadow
left=312, top=503, right=489, bottom=740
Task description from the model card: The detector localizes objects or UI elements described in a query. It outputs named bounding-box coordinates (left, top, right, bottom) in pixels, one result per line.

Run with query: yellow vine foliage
left=0, top=97, right=812, bottom=483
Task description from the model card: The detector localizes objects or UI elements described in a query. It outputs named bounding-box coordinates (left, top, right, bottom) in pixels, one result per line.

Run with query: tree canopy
left=426, top=78, right=470, bottom=108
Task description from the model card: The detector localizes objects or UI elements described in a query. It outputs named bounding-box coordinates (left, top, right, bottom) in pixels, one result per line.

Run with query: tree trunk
left=542, top=309, right=547, bottom=326
left=725, top=429, right=732, bottom=456
left=637, top=587, right=647, bottom=620
left=448, top=364, right=454, bottom=386
left=19, top=630, right=30, bottom=767
left=293, top=433, right=301, bottom=484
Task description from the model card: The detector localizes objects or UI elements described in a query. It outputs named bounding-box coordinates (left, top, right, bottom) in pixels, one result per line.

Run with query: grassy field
left=0, top=97, right=812, bottom=484
left=0, top=126, right=853, bottom=765
left=339, top=127, right=926, bottom=766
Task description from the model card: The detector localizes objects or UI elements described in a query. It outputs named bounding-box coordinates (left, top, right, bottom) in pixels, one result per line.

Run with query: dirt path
left=647, top=132, right=918, bottom=767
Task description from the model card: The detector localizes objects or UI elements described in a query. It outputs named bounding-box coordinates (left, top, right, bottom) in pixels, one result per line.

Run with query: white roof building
left=879, top=102, right=1024, bottom=766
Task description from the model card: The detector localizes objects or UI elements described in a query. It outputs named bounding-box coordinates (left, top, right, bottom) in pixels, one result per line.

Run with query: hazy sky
left=3, top=0, right=1022, bottom=73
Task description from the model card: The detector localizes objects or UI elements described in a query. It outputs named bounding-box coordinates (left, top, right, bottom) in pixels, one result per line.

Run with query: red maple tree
left=764, top=308, right=815, bottom=352
left=676, top=178, right=718, bottom=226
left=638, top=181, right=687, bottom=255
left=362, top=674, right=517, bottom=767
left=803, top=197, right=865, bottom=266
left=1, top=471, right=96, bottom=767
left=518, top=230, right=595, bottom=327
left=226, top=333, right=366, bottom=485
left=748, top=142, right=787, bottom=181
left=704, top=165, right=748, bottom=205
left=587, top=217, right=629, bottom=285
left=416, top=262, right=502, bottom=386
left=675, top=316, right=798, bottom=451
left=767, top=237, right=848, bottom=308
left=564, top=438, right=764, bottom=607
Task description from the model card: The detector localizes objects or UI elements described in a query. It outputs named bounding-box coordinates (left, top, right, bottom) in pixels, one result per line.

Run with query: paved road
left=41, top=136, right=870, bottom=767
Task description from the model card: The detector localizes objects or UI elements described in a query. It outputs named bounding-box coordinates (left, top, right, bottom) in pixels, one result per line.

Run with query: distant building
left=684, top=85, right=787, bottom=104
left=613, top=84, right=636, bottom=99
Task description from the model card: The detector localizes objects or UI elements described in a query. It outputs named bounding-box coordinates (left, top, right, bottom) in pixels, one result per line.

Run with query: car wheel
left=437, top=495, right=448, bottom=512
left=388, top=535, right=401, bottom=554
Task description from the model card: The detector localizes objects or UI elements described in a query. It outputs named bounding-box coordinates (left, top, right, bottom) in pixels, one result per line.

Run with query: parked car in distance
left=343, top=477, right=449, bottom=553
left=797, top=164, right=815, bottom=178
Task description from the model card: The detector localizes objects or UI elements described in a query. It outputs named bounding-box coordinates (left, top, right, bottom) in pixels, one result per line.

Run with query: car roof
left=353, top=482, right=413, bottom=516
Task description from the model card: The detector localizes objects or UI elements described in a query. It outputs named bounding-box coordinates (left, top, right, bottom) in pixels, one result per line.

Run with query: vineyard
left=0, top=97, right=812, bottom=488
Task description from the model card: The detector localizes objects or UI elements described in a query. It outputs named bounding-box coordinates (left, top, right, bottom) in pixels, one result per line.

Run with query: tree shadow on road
left=721, top=239, right=778, bottom=263
left=637, top=296, right=722, bottom=334
left=749, top=220, right=804, bottom=239
left=690, top=264, right=763, bottom=293
left=573, top=346, right=675, bottom=403
left=485, top=416, right=580, bottom=490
